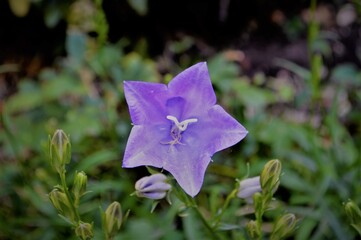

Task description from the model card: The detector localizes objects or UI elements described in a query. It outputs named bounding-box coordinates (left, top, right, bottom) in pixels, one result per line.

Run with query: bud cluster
left=48, top=129, right=94, bottom=239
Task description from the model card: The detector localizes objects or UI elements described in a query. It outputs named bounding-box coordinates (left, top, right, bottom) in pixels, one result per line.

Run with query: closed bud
left=49, top=188, right=74, bottom=220
left=72, top=171, right=87, bottom=204
left=135, top=174, right=171, bottom=200
left=260, top=159, right=282, bottom=195
left=253, top=192, right=264, bottom=220
left=75, top=222, right=93, bottom=240
left=246, top=220, right=260, bottom=239
left=237, top=176, right=261, bottom=203
left=345, top=200, right=361, bottom=224
left=271, top=213, right=297, bottom=240
left=104, top=201, right=122, bottom=237
left=177, top=204, right=189, bottom=217
left=49, top=129, right=71, bottom=173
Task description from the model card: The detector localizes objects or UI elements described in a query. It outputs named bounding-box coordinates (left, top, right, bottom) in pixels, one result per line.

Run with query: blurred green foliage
left=1, top=0, right=361, bottom=239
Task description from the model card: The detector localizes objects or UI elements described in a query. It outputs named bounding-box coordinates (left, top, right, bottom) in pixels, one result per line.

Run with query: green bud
left=260, top=159, right=282, bottom=195
left=271, top=213, right=297, bottom=240
left=75, top=222, right=93, bottom=240
left=104, top=201, right=122, bottom=237
left=177, top=204, right=189, bottom=217
left=345, top=200, right=361, bottom=224
left=49, top=188, right=69, bottom=213
left=72, top=171, right=87, bottom=204
left=49, top=129, right=71, bottom=173
left=246, top=220, right=260, bottom=239
left=252, top=192, right=264, bottom=221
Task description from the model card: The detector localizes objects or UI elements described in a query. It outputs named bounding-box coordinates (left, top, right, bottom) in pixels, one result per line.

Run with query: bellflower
left=123, top=62, right=248, bottom=197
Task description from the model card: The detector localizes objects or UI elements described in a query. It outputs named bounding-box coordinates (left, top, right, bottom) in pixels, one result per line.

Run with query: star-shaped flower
left=122, top=62, right=248, bottom=197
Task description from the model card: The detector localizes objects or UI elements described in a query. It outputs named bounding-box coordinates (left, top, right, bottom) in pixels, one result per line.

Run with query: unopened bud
left=134, top=174, right=171, bottom=200
left=246, top=220, right=260, bottom=239
left=271, top=213, right=297, bottom=240
left=104, top=201, right=122, bottom=237
left=75, top=222, right=93, bottom=240
left=237, top=176, right=261, bottom=203
left=72, top=171, right=87, bottom=204
left=260, top=159, right=282, bottom=195
left=345, top=200, right=361, bottom=224
left=253, top=192, right=264, bottom=220
left=49, top=129, right=71, bottom=173
left=49, top=188, right=70, bottom=213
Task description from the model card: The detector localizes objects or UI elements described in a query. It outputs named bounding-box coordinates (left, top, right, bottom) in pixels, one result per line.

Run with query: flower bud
left=75, top=222, right=93, bottom=240
left=104, top=201, right=122, bottom=237
left=135, top=173, right=171, bottom=200
left=345, top=200, right=361, bottom=224
left=270, top=213, right=297, bottom=240
left=253, top=192, right=264, bottom=220
left=49, top=188, right=70, bottom=213
left=260, top=159, right=282, bottom=195
left=237, top=176, right=261, bottom=203
left=72, top=171, right=87, bottom=204
left=246, top=220, right=260, bottom=239
left=49, top=129, right=71, bottom=173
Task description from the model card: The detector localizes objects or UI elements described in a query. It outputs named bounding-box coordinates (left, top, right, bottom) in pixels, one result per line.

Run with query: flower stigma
left=161, top=115, right=198, bottom=147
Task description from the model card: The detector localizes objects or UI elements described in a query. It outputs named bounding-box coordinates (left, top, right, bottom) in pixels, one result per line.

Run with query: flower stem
left=184, top=194, right=225, bottom=240
left=212, top=188, right=238, bottom=229
left=59, top=169, right=81, bottom=223
left=191, top=206, right=223, bottom=240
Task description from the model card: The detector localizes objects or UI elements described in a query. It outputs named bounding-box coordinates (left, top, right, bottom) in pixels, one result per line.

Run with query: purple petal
left=188, top=104, right=248, bottom=155
left=123, top=125, right=167, bottom=168
left=123, top=81, right=168, bottom=125
left=165, top=97, right=186, bottom=120
left=168, top=62, right=216, bottom=118
left=163, top=152, right=211, bottom=197
left=140, top=191, right=167, bottom=200
left=239, top=176, right=260, bottom=188
left=135, top=174, right=168, bottom=190
left=141, top=182, right=172, bottom=193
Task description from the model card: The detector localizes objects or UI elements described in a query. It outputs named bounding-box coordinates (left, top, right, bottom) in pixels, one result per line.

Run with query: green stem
left=191, top=205, right=224, bottom=240
left=212, top=188, right=238, bottom=228
left=175, top=185, right=225, bottom=240
left=192, top=205, right=223, bottom=239
left=59, top=170, right=81, bottom=223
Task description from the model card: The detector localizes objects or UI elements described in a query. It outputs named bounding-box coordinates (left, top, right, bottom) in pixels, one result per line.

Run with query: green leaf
left=330, top=64, right=361, bottom=86
left=5, top=80, right=42, bottom=113
left=66, top=31, right=87, bottom=66
left=74, top=150, right=118, bottom=172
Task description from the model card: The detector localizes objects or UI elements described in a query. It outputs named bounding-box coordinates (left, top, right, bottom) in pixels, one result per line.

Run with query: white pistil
left=161, top=115, right=198, bottom=149
left=166, top=115, right=198, bottom=132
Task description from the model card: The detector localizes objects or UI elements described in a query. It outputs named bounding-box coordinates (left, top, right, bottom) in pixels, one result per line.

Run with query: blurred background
left=0, top=0, right=360, bottom=239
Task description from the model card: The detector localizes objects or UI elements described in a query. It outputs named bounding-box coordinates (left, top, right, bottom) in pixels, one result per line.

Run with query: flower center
left=161, top=115, right=198, bottom=146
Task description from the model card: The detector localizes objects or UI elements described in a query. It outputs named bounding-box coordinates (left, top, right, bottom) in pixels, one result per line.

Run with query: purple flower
left=123, top=62, right=248, bottom=197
